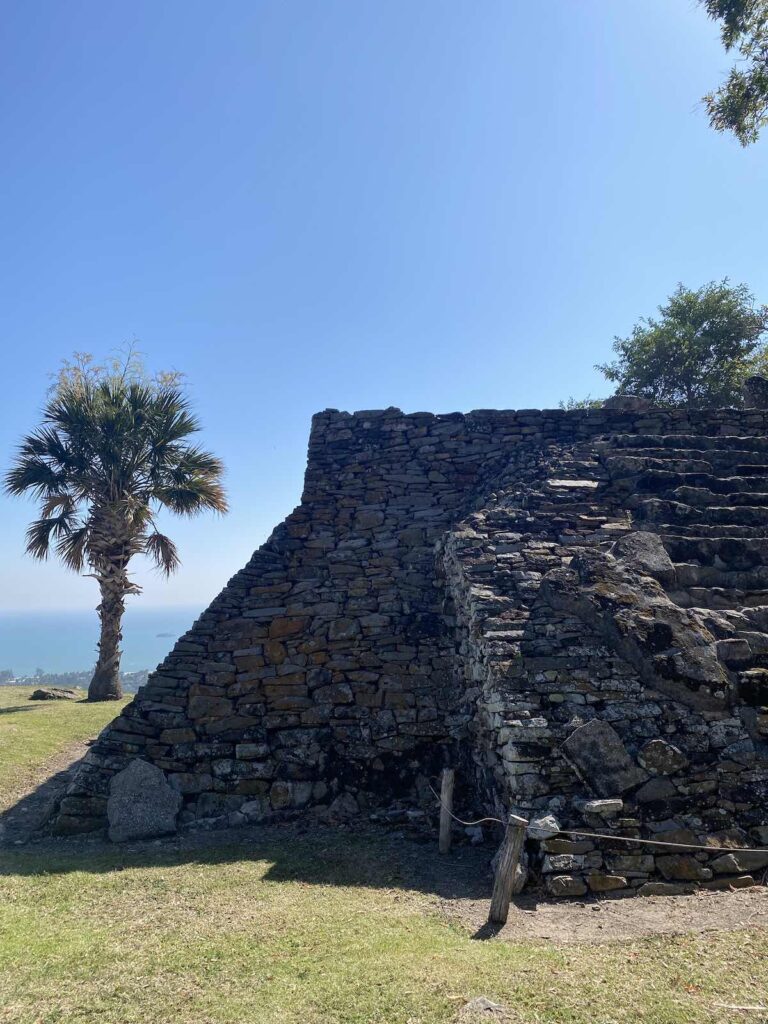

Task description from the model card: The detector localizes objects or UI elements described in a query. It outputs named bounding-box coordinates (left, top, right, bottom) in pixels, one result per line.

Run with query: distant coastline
left=1, top=667, right=149, bottom=694
left=0, top=605, right=202, bottom=678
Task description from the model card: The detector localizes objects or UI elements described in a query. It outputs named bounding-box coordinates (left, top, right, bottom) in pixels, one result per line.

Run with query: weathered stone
left=638, top=739, right=688, bottom=776
left=602, top=395, right=651, bottom=412
left=269, top=781, right=294, bottom=810
left=546, top=874, right=587, bottom=897
left=528, top=814, right=560, bottom=839
left=562, top=720, right=647, bottom=797
left=269, top=617, right=309, bottom=640
left=587, top=873, right=628, bottom=892
left=542, top=838, right=594, bottom=855
left=701, top=875, right=756, bottom=891
left=107, top=759, right=182, bottom=842
left=328, top=618, right=361, bottom=641
left=606, top=854, right=655, bottom=876
left=710, top=851, right=768, bottom=874
left=634, top=777, right=678, bottom=803
left=613, top=531, right=676, bottom=587
left=327, top=792, right=359, bottom=822
left=582, top=798, right=623, bottom=818
left=656, top=856, right=712, bottom=882
left=637, top=881, right=695, bottom=897
left=542, top=853, right=585, bottom=873
left=29, top=687, right=79, bottom=701
left=241, top=797, right=269, bottom=821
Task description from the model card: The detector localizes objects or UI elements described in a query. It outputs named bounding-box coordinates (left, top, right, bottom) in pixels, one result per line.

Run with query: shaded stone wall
left=53, top=405, right=768, bottom=895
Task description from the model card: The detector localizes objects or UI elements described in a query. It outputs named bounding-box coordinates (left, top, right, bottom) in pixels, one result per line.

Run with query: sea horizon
left=0, top=605, right=204, bottom=676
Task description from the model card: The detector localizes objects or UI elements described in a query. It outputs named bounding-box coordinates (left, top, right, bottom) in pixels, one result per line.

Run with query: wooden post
left=438, top=768, right=455, bottom=854
left=488, top=813, right=528, bottom=925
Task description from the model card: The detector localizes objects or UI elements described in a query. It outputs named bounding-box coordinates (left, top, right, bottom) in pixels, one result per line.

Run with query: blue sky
left=1, top=0, right=766, bottom=614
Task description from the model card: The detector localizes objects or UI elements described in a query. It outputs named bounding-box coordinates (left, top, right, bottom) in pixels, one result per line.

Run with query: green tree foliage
left=5, top=351, right=227, bottom=701
left=558, top=396, right=605, bottom=411
left=701, top=0, right=768, bottom=144
left=596, top=280, right=768, bottom=408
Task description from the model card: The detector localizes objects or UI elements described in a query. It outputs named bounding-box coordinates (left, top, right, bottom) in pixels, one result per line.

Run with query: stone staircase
left=596, top=432, right=768, bottom=711
left=443, top=421, right=768, bottom=895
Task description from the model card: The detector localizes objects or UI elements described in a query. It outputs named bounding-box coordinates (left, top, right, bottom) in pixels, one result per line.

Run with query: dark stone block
left=562, top=720, right=648, bottom=797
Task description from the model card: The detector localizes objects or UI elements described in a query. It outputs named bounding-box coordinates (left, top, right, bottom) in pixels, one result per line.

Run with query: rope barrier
left=428, top=784, right=504, bottom=827
left=428, top=783, right=768, bottom=856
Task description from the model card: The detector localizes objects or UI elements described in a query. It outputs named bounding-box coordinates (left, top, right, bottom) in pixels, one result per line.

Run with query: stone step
left=618, top=471, right=768, bottom=495
left=605, top=454, right=717, bottom=476
left=674, top=562, right=768, bottom=591
left=663, top=535, right=768, bottom=568
left=670, top=587, right=768, bottom=610
left=604, top=434, right=768, bottom=453
left=544, top=478, right=602, bottom=492
left=635, top=499, right=768, bottom=528
left=668, top=487, right=768, bottom=508
left=608, top=454, right=768, bottom=483
left=657, top=524, right=768, bottom=540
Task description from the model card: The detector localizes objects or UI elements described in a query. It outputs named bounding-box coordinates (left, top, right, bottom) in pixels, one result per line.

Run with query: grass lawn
left=0, top=686, right=767, bottom=1024
left=0, top=686, right=129, bottom=813
left=1, top=833, right=767, bottom=1024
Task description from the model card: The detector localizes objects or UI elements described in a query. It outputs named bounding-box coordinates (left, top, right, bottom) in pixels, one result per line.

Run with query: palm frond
left=24, top=514, right=74, bottom=561
left=18, top=426, right=74, bottom=468
left=56, top=524, right=90, bottom=572
left=41, top=494, right=76, bottom=518
left=4, top=456, right=69, bottom=499
left=144, top=530, right=181, bottom=576
left=154, top=479, right=228, bottom=516
left=175, top=446, right=225, bottom=477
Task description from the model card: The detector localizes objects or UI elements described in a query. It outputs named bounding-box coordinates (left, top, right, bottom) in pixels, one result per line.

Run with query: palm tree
left=5, top=354, right=227, bottom=701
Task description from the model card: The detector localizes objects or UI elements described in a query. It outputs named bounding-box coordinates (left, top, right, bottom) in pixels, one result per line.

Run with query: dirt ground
left=442, top=877, right=768, bottom=944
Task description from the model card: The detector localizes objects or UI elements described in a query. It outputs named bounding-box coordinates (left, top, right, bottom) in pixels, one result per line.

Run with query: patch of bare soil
left=443, top=880, right=768, bottom=945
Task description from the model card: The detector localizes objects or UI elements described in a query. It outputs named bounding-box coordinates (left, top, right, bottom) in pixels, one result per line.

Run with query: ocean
left=0, top=605, right=204, bottom=676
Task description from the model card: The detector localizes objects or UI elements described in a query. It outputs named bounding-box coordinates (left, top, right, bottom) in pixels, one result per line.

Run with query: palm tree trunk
left=89, top=575, right=125, bottom=701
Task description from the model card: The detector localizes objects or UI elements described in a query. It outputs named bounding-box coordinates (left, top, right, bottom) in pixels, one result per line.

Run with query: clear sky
left=1, top=0, right=766, bottom=614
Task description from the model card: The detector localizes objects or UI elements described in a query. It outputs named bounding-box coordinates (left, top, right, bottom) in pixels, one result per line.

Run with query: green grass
left=0, top=686, right=129, bottom=812
left=0, top=687, right=767, bottom=1024
left=0, top=835, right=766, bottom=1024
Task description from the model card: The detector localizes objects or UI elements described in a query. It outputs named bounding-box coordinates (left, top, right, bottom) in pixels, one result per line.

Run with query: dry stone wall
left=53, top=405, right=768, bottom=896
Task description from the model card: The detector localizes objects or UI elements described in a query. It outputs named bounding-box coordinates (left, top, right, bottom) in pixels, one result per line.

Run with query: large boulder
left=107, top=759, right=182, bottom=842
left=613, top=531, right=676, bottom=588
left=562, top=720, right=647, bottom=797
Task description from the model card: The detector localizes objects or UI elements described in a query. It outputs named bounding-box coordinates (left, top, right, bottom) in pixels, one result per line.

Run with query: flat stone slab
left=562, top=720, right=648, bottom=797
left=107, top=759, right=182, bottom=842
left=29, top=688, right=79, bottom=701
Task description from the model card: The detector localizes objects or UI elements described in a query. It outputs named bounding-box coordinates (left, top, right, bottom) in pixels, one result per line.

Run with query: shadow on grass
left=0, top=804, right=497, bottom=903
left=0, top=705, right=39, bottom=715
left=0, top=762, right=81, bottom=844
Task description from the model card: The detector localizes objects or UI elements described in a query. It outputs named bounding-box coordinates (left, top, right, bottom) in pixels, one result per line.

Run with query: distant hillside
left=0, top=669, right=149, bottom=693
